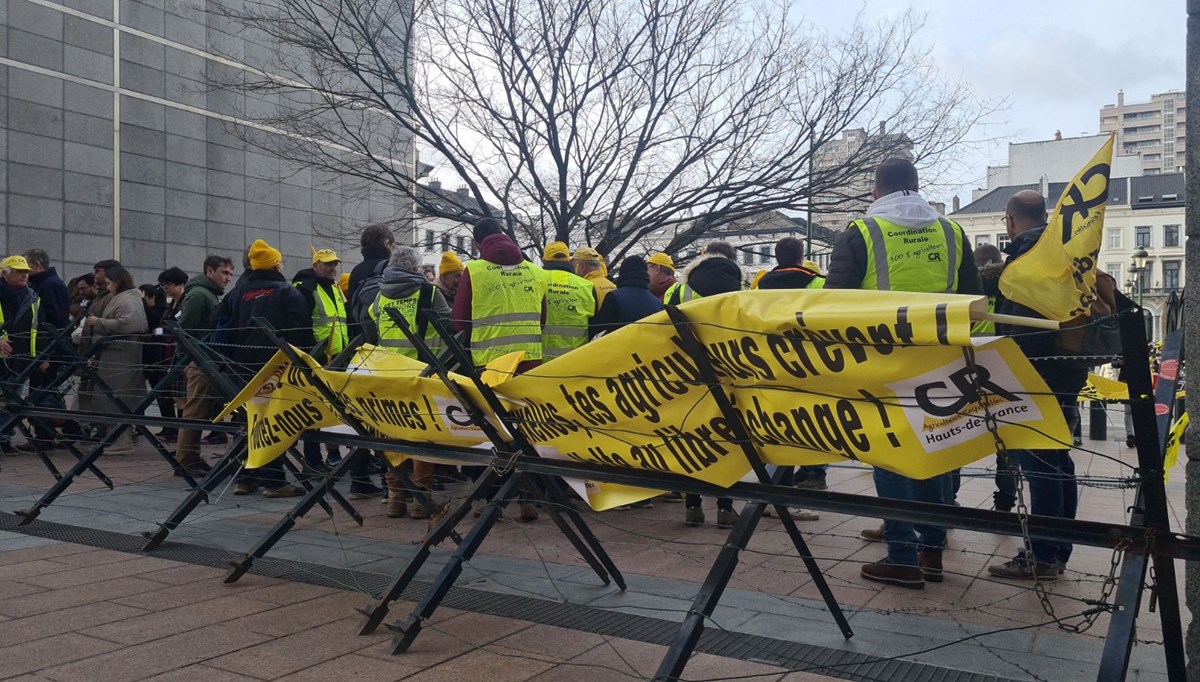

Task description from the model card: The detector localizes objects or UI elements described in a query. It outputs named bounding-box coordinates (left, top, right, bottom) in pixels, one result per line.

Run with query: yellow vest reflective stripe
left=664, top=282, right=701, bottom=306
left=467, top=260, right=547, bottom=365
left=368, top=289, right=441, bottom=360
left=296, top=283, right=349, bottom=359
left=0, top=296, right=39, bottom=357
left=543, top=269, right=595, bottom=360
left=855, top=216, right=962, bottom=293
left=971, top=296, right=997, bottom=335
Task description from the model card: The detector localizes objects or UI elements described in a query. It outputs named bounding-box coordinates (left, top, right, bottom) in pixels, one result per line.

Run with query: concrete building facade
left=1100, top=89, right=1187, bottom=175
left=1, top=0, right=412, bottom=285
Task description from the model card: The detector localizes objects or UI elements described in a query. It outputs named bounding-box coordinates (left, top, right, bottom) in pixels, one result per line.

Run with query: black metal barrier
left=0, top=305, right=1188, bottom=682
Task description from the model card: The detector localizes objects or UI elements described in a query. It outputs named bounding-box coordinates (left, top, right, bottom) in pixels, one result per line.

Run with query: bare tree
left=214, top=0, right=1000, bottom=258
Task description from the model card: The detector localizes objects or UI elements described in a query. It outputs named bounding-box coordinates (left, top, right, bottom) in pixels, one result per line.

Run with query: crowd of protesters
left=0, top=157, right=1160, bottom=593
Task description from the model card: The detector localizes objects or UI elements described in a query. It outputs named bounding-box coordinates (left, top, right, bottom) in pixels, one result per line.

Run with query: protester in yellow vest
left=971, top=243, right=1003, bottom=336
left=361, top=245, right=450, bottom=520
left=451, top=218, right=546, bottom=521
left=292, top=246, right=350, bottom=364
left=365, top=246, right=451, bottom=362
left=646, top=252, right=677, bottom=302
left=571, top=246, right=616, bottom=308
left=826, top=158, right=982, bottom=591
left=437, top=251, right=464, bottom=307
left=452, top=218, right=548, bottom=375
left=538, top=241, right=596, bottom=360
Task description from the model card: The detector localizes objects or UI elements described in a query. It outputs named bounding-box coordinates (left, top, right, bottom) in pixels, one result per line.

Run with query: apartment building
left=1100, top=89, right=1186, bottom=175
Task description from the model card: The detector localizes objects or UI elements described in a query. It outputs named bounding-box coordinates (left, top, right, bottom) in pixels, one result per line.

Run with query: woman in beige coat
left=81, top=265, right=148, bottom=454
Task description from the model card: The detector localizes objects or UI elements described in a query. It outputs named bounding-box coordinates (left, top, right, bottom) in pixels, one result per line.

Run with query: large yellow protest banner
left=222, top=290, right=1070, bottom=509
left=999, top=134, right=1114, bottom=322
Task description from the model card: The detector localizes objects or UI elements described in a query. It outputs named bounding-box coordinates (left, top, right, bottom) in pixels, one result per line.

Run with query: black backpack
left=348, top=261, right=387, bottom=326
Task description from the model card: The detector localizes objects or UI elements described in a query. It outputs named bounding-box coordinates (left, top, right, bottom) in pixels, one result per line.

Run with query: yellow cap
left=310, top=245, right=340, bottom=264
left=248, top=239, right=283, bottom=270
left=647, top=252, right=674, bottom=271
left=439, top=251, right=464, bottom=275
left=571, top=246, right=601, bottom=261
left=1, top=256, right=31, bottom=272
left=543, top=241, right=570, bottom=262
left=337, top=272, right=351, bottom=296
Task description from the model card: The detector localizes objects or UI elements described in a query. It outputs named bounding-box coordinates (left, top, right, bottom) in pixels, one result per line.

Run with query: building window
left=1135, top=226, right=1151, bottom=248
left=1163, top=260, right=1181, bottom=290
left=470, top=243, right=478, bottom=258
left=456, top=235, right=465, bottom=252
left=742, top=249, right=753, bottom=266
left=759, top=249, right=770, bottom=265
left=425, top=230, right=435, bottom=251
left=996, top=234, right=1010, bottom=250
left=1107, top=228, right=1122, bottom=249
left=1164, top=224, right=1180, bottom=247
left=1106, top=262, right=1122, bottom=278
left=974, top=234, right=990, bottom=248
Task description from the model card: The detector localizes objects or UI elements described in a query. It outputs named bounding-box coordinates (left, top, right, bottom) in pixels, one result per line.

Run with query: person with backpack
left=988, top=190, right=1088, bottom=581
left=363, top=245, right=451, bottom=518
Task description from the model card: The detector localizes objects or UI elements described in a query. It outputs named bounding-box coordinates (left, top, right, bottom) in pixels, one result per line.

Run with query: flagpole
left=1183, top=0, right=1200, bottom=675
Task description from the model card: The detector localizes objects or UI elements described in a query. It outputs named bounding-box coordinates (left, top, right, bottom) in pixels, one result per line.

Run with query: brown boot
left=860, top=524, right=884, bottom=542
left=918, top=549, right=944, bottom=582
left=861, top=559, right=924, bottom=589
left=387, top=496, right=408, bottom=518
left=409, top=491, right=445, bottom=520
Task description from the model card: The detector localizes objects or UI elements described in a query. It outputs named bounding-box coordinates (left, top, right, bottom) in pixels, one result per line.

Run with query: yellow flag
left=999, top=134, right=1115, bottom=321
left=1164, top=412, right=1188, bottom=482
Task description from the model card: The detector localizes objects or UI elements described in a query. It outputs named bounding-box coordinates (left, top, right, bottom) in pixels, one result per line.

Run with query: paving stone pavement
left=0, top=408, right=1184, bottom=681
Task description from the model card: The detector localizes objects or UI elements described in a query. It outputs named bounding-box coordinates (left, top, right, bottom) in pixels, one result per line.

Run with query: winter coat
left=589, top=266, right=664, bottom=338
left=362, top=266, right=451, bottom=344
left=824, top=191, right=982, bottom=295
left=176, top=273, right=224, bottom=336
left=758, top=265, right=824, bottom=290
left=28, top=267, right=69, bottom=330
left=80, top=288, right=149, bottom=413
left=215, top=269, right=315, bottom=378
left=679, top=254, right=742, bottom=297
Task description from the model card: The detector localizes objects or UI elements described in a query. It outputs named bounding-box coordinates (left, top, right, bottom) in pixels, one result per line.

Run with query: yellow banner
left=1164, top=412, right=1188, bottom=482
left=999, top=134, right=1114, bottom=322
left=221, top=290, right=1070, bottom=508
left=1079, top=373, right=1129, bottom=402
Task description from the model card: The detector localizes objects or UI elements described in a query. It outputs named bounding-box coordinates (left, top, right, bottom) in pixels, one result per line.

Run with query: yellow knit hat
left=439, top=251, right=464, bottom=275
left=248, top=239, right=282, bottom=270
left=647, top=252, right=674, bottom=271
left=543, top=241, right=570, bottom=262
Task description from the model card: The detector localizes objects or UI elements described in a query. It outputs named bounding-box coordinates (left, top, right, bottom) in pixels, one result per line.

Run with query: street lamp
left=1129, top=247, right=1150, bottom=307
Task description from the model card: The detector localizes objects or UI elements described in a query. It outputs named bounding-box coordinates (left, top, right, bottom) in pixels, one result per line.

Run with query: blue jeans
left=1015, top=449, right=1076, bottom=564
left=873, top=468, right=949, bottom=566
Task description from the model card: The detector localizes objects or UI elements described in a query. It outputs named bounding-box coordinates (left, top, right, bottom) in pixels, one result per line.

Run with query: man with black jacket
left=23, top=249, right=71, bottom=447
left=217, top=240, right=314, bottom=497
left=987, top=190, right=1086, bottom=581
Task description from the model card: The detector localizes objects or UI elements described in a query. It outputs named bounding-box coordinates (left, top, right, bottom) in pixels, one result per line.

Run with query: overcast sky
left=799, top=0, right=1187, bottom=204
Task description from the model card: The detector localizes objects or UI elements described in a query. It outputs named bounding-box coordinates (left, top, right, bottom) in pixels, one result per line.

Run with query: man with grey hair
left=364, top=244, right=451, bottom=519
